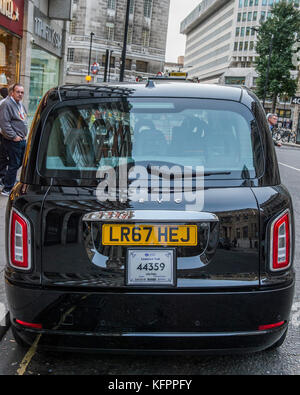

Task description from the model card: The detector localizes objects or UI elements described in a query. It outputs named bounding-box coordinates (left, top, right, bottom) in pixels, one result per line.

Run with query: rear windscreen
left=39, top=98, right=263, bottom=179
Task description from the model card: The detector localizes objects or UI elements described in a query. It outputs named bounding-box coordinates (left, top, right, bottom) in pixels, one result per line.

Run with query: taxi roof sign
left=169, top=72, right=187, bottom=78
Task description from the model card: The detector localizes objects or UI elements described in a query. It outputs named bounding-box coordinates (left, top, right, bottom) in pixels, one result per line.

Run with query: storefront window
left=28, top=45, right=60, bottom=124
left=225, top=76, right=246, bottom=85
left=0, top=28, right=20, bottom=87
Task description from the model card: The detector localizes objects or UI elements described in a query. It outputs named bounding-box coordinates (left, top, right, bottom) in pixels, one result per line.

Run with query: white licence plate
left=127, top=249, right=175, bottom=286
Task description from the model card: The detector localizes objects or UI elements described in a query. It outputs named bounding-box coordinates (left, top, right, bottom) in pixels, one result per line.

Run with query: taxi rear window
left=38, top=98, right=263, bottom=179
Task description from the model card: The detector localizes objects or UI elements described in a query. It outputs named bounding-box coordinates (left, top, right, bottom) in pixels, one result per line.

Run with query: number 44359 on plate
left=127, top=249, right=175, bottom=286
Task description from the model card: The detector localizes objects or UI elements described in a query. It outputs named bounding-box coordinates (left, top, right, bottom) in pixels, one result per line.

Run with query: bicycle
left=272, top=128, right=296, bottom=143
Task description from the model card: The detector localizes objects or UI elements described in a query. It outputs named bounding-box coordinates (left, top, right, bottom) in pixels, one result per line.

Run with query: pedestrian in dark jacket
left=0, top=87, right=8, bottom=103
left=0, top=84, right=28, bottom=196
left=267, top=113, right=282, bottom=147
left=0, top=86, right=10, bottom=186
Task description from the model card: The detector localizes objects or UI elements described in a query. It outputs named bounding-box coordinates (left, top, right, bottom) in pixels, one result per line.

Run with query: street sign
left=91, top=62, right=100, bottom=74
left=291, top=96, right=300, bottom=105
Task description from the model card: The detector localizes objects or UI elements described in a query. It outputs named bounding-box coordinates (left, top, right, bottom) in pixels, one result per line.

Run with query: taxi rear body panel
left=6, top=279, right=294, bottom=353
left=38, top=185, right=260, bottom=289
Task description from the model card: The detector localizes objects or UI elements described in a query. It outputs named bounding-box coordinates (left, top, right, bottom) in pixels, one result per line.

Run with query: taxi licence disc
left=127, top=249, right=175, bottom=286
left=102, top=224, right=197, bottom=246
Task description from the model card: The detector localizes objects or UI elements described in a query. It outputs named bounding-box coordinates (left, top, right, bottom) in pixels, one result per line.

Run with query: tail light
left=258, top=321, right=285, bottom=331
left=9, top=209, right=31, bottom=270
left=270, top=209, right=291, bottom=271
left=15, top=319, right=42, bottom=329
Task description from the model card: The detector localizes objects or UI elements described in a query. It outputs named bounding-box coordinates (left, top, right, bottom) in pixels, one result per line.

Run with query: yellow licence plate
left=102, top=224, right=197, bottom=246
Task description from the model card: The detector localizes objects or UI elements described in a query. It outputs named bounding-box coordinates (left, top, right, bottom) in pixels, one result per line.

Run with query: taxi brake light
left=15, top=319, right=42, bottom=329
left=258, top=321, right=285, bottom=331
left=270, top=210, right=291, bottom=271
left=10, top=209, right=31, bottom=270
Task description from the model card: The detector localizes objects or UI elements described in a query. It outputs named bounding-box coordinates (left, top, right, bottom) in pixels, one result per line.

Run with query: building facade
left=21, top=0, right=71, bottom=122
left=0, top=1, right=24, bottom=93
left=0, top=1, right=71, bottom=123
left=66, top=0, right=170, bottom=83
left=180, top=0, right=299, bottom=128
left=181, top=0, right=235, bottom=84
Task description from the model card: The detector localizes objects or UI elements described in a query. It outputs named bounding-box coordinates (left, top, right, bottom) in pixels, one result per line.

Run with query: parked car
left=5, top=81, right=294, bottom=354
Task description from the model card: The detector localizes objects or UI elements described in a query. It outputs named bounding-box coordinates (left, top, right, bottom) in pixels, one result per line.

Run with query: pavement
left=0, top=195, right=9, bottom=339
left=281, top=141, right=300, bottom=148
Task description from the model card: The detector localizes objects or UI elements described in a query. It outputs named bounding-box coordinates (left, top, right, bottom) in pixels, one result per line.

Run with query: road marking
left=17, top=334, right=41, bottom=375
left=0, top=302, right=6, bottom=324
left=278, top=162, right=300, bottom=172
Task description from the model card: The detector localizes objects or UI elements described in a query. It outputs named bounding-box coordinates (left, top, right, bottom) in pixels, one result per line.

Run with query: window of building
left=255, top=0, right=259, bottom=5
left=239, top=42, right=243, bottom=50
left=267, top=11, right=272, bottom=18
left=253, top=11, right=257, bottom=20
left=29, top=45, right=59, bottom=125
left=125, top=59, right=132, bottom=70
left=243, top=226, right=248, bottom=239
left=249, top=0, right=254, bottom=5
left=262, top=0, right=267, bottom=5
left=246, top=27, right=250, bottom=36
left=136, top=60, right=148, bottom=72
left=242, top=12, right=247, bottom=21
left=0, top=27, right=20, bottom=90
left=67, top=48, right=74, bottom=62
left=278, top=109, right=291, bottom=118
left=101, top=54, right=115, bottom=68
left=241, top=27, right=245, bottom=36
left=249, top=41, right=254, bottom=50
left=225, top=76, right=246, bottom=85
left=244, top=41, right=248, bottom=50
left=0, top=42, right=5, bottom=67
left=127, top=26, right=133, bottom=45
left=248, top=12, right=252, bottom=21
left=144, top=0, right=152, bottom=18
left=244, top=0, right=248, bottom=5
left=237, top=13, right=241, bottom=22
left=69, top=21, right=76, bottom=35
left=107, top=0, right=116, bottom=9
left=142, top=29, right=150, bottom=46
left=106, top=23, right=115, bottom=40
left=234, top=42, right=238, bottom=51
left=260, top=11, right=266, bottom=21
left=239, top=0, right=242, bottom=6
left=236, top=27, right=240, bottom=36
left=130, top=0, right=135, bottom=13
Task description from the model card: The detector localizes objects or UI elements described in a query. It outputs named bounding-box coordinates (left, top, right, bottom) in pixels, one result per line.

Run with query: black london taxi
left=4, top=81, right=295, bottom=354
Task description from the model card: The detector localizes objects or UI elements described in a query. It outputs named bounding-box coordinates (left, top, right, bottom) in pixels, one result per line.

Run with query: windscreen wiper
left=204, top=171, right=231, bottom=176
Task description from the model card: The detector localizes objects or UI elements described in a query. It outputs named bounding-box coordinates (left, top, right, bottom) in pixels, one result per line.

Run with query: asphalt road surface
left=0, top=145, right=299, bottom=376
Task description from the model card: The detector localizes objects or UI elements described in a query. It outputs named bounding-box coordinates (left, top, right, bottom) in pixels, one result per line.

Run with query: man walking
left=267, top=113, right=282, bottom=147
left=0, top=84, right=28, bottom=196
left=0, top=86, right=9, bottom=184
